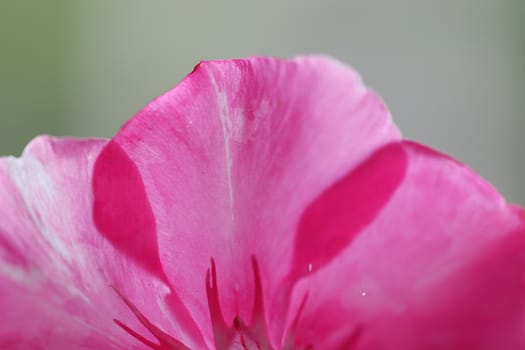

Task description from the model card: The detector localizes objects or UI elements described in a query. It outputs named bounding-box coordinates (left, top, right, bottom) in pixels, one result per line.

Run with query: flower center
left=113, top=257, right=358, bottom=349
left=205, top=257, right=271, bottom=349
left=113, top=257, right=272, bottom=350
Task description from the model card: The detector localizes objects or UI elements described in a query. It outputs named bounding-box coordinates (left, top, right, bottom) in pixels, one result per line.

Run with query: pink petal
left=93, top=56, right=401, bottom=346
left=0, top=137, right=199, bottom=349
left=92, top=140, right=164, bottom=280
left=292, top=141, right=407, bottom=277
left=288, top=141, right=525, bottom=349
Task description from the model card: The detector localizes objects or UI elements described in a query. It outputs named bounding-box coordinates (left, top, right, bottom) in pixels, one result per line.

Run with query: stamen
left=251, top=256, right=264, bottom=318
left=112, top=286, right=191, bottom=350
left=249, top=256, right=269, bottom=349
left=234, top=317, right=249, bottom=350
left=282, top=292, right=309, bottom=350
left=293, top=293, right=309, bottom=332
left=206, top=256, right=270, bottom=349
left=113, top=319, right=160, bottom=349
left=206, top=258, right=234, bottom=348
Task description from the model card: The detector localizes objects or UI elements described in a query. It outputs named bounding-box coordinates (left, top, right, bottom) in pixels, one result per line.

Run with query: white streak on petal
left=209, top=71, right=235, bottom=216
left=8, top=154, right=71, bottom=265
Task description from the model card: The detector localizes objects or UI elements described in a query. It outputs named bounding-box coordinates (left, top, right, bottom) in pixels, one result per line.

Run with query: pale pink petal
left=0, top=137, right=201, bottom=349
left=93, top=56, right=401, bottom=346
left=287, top=141, right=525, bottom=349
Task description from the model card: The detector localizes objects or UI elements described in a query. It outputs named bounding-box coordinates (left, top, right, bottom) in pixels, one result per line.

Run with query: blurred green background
left=1, top=1, right=524, bottom=203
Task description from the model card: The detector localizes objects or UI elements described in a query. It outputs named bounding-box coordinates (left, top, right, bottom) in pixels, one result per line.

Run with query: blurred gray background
left=1, top=1, right=524, bottom=203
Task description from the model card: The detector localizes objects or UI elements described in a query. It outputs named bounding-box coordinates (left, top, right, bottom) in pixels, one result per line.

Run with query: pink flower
left=1, top=56, right=524, bottom=350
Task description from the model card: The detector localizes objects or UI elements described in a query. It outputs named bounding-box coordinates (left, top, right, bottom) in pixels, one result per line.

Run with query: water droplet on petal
left=307, top=263, right=313, bottom=272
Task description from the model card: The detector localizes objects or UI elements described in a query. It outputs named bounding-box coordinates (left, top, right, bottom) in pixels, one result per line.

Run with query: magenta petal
left=93, top=56, right=401, bottom=346
left=93, top=140, right=164, bottom=280
left=293, top=142, right=407, bottom=277
left=287, top=141, right=525, bottom=349
left=0, top=137, right=199, bottom=349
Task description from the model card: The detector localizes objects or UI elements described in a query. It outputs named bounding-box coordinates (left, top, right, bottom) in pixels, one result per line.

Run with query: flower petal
left=92, top=140, right=164, bottom=280
left=288, top=141, right=525, bottom=349
left=292, top=141, right=407, bottom=277
left=0, top=137, right=198, bottom=349
left=93, top=56, right=401, bottom=346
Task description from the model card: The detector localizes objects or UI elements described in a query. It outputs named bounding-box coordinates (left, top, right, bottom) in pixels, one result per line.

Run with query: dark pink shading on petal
left=293, top=142, right=407, bottom=276
left=93, top=140, right=164, bottom=280
left=287, top=141, right=525, bottom=349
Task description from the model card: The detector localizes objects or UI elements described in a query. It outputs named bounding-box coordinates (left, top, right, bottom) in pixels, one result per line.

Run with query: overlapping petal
left=93, top=56, right=401, bottom=346
left=287, top=141, right=525, bottom=349
left=0, top=137, right=199, bottom=349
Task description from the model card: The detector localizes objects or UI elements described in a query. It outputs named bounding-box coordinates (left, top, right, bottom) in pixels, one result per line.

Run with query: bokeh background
left=1, top=1, right=524, bottom=203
